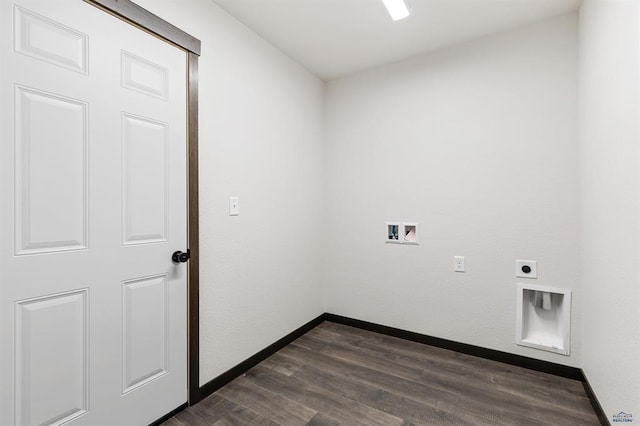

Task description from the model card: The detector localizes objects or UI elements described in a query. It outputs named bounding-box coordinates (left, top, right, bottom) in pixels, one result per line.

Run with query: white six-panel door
left=0, top=1, right=188, bottom=424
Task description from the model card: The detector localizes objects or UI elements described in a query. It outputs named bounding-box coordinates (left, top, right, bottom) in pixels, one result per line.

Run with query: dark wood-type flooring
left=163, top=321, right=600, bottom=425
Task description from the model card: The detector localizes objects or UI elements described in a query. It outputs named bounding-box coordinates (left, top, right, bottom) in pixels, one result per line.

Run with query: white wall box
left=386, top=222, right=418, bottom=245
left=403, top=223, right=418, bottom=244
left=386, top=222, right=401, bottom=243
left=516, top=283, right=571, bottom=355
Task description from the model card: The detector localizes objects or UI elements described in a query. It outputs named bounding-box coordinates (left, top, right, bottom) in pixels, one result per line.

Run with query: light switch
left=229, top=196, right=239, bottom=216
left=454, top=256, right=465, bottom=272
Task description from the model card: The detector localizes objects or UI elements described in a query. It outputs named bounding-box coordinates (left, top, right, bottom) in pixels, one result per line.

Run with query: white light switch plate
left=229, top=196, right=239, bottom=216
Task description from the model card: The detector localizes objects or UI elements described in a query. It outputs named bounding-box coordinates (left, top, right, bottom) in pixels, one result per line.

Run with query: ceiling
left=211, top=0, right=582, bottom=81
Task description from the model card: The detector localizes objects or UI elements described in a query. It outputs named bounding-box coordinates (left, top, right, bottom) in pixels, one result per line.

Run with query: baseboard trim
left=581, top=372, right=610, bottom=426
left=196, top=313, right=327, bottom=403
left=148, top=402, right=188, bottom=426
left=324, top=313, right=583, bottom=380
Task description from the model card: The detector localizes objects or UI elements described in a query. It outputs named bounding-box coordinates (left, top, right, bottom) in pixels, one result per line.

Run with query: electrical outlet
left=454, top=256, right=465, bottom=272
left=516, top=260, right=537, bottom=278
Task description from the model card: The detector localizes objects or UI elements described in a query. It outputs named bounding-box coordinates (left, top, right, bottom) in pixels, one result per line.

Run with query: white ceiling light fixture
left=382, top=0, right=411, bottom=21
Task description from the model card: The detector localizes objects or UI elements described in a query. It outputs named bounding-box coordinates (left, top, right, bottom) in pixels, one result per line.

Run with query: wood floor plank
left=305, top=413, right=341, bottom=426
left=170, top=408, right=212, bottom=426
left=160, top=417, right=187, bottom=426
left=243, top=364, right=404, bottom=426
left=216, top=376, right=317, bottom=425
left=189, top=393, right=279, bottom=426
left=260, top=352, right=305, bottom=377
left=162, top=322, right=600, bottom=426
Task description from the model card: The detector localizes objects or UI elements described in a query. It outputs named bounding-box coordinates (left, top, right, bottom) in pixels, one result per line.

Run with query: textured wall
left=323, top=14, right=581, bottom=366
left=579, top=0, right=640, bottom=419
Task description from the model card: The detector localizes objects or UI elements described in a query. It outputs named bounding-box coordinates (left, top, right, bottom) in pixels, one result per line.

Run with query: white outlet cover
left=516, top=260, right=537, bottom=278
left=454, top=256, right=465, bottom=272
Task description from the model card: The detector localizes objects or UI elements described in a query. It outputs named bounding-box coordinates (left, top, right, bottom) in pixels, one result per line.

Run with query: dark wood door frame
left=84, top=0, right=201, bottom=405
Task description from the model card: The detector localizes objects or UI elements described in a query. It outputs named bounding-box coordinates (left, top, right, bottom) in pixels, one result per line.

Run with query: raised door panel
left=122, top=113, right=168, bottom=245
left=122, top=275, right=168, bottom=394
left=14, top=6, right=88, bottom=74
left=15, top=86, right=88, bottom=255
left=14, top=290, right=89, bottom=426
left=121, top=51, right=168, bottom=100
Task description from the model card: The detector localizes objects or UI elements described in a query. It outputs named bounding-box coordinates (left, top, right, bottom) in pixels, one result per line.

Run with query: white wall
left=324, top=14, right=581, bottom=366
left=134, top=0, right=325, bottom=385
left=579, top=0, right=640, bottom=419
